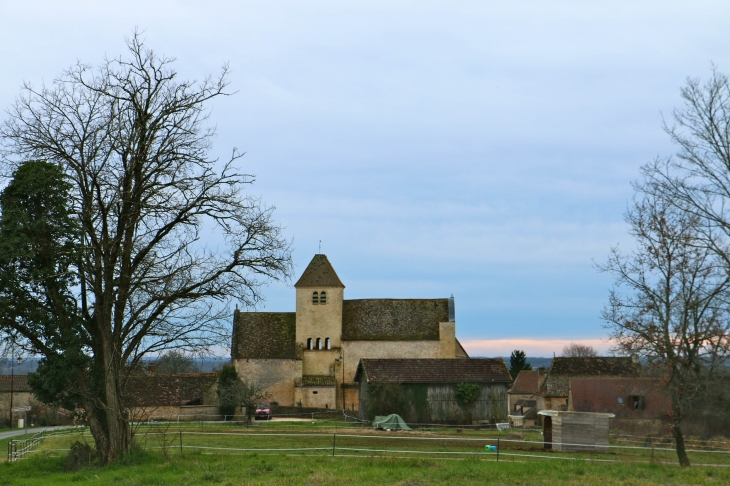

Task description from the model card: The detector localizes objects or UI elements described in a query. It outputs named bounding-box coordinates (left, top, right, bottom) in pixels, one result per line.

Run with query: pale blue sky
left=2, top=1, right=730, bottom=356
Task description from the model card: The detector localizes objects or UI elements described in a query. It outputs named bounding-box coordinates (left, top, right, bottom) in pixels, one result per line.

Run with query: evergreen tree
left=509, top=349, right=532, bottom=380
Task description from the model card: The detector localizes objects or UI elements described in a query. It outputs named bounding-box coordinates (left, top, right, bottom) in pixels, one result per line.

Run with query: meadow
left=2, top=420, right=730, bottom=485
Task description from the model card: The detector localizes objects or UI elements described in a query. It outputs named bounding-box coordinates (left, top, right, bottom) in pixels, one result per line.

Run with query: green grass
left=3, top=447, right=730, bottom=485
left=2, top=423, right=730, bottom=485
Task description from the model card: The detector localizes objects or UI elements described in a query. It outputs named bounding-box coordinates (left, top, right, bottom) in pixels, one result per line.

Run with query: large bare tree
left=0, top=34, right=292, bottom=464
left=599, top=192, right=730, bottom=466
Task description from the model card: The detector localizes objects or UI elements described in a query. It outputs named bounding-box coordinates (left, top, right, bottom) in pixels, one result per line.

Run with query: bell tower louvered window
left=312, top=292, right=319, bottom=305
left=320, top=291, right=327, bottom=304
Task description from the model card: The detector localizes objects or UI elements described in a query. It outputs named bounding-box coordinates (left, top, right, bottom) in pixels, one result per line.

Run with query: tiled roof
left=0, top=374, right=31, bottom=392
left=294, top=254, right=345, bottom=288
left=570, top=378, right=670, bottom=419
left=298, top=376, right=336, bottom=387
left=232, top=311, right=296, bottom=359
left=126, top=373, right=217, bottom=407
left=342, top=299, right=448, bottom=341
left=509, top=370, right=540, bottom=394
left=550, top=357, right=639, bottom=376
left=356, top=358, right=512, bottom=384
left=542, top=357, right=640, bottom=398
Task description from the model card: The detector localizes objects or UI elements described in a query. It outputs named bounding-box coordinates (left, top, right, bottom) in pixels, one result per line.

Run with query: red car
left=255, top=403, right=272, bottom=420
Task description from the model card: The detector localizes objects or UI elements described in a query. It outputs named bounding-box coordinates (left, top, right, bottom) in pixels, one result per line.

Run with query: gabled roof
left=294, top=254, right=345, bottom=288
left=550, top=357, right=639, bottom=376
left=232, top=311, right=297, bottom=359
left=509, top=370, right=540, bottom=394
left=355, top=358, right=512, bottom=384
left=342, top=299, right=448, bottom=341
left=541, top=357, right=640, bottom=398
left=126, top=373, right=217, bottom=407
left=570, top=378, right=670, bottom=418
left=0, top=374, right=31, bottom=393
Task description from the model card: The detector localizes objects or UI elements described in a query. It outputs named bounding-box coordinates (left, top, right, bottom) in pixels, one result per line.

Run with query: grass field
left=2, top=421, right=730, bottom=485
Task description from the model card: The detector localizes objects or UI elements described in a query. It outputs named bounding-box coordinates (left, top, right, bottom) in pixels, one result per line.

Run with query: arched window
left=316, top=337, right=322, bottom=350
left=312, top=292, right=319, bottom=305
left=325, top=337, right=331, bottom=349
left=320, top=291, right=327, bottom=305
left=307, top=338, right=313, bottom=350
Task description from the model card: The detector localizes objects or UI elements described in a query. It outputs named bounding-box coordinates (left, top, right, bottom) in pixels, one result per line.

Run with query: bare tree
left=561, top=343, right=598, bottom=357
left=153, top=350, right=199, bottom=375
left=0, top=33, right=292, bottom=464
left=598, top=192, right=730, bottom=466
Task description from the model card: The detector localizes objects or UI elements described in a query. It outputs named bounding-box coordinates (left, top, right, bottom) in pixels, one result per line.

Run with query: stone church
left=231, top=254, right=469, bottom=410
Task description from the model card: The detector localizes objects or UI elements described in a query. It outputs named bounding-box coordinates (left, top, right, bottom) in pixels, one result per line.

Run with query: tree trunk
left=668, top=391, right=690, bottom=467
left=87, top=353, right=131, bottom=465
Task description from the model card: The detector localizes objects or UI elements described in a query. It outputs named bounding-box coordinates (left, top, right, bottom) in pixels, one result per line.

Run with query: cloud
left=461, top=338, right=613, bottom=357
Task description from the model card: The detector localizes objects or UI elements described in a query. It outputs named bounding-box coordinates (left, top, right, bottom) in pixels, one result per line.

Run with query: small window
left=307, top=338, right=313, bottom=350
left=617, top=397, right=624, bottom=405
left=312, top=292, right=319, bottom=305
left=325, top=337, right=331, bottom=349
left=320, top=291, right=327, bottom=305
left=312, top=391, right=318, bottom=395
left=316, top=337, right=322, bottom=350
left=630, top=395, right=645, bottom=410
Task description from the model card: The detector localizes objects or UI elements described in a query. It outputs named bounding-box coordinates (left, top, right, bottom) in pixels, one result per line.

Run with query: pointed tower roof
left=294, top=254, right=345, bottom=288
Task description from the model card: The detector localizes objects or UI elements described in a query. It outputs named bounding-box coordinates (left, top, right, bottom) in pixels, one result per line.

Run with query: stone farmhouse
left=231, top=254, right=469, bottom=410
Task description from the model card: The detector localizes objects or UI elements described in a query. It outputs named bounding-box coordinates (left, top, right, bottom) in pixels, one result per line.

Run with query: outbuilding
left=355, top=358, right=512, bottom=425
left=538, top=410, right=614, bottom=453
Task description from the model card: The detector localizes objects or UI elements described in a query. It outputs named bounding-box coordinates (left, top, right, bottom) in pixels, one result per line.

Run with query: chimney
left=448, top=294, right=455, bottom=322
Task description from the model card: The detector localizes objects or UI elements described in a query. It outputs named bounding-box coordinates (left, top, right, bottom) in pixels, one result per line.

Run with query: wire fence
left=21, top=421, right=730, bottom=468
left=6, top=426, right=86, bottom=462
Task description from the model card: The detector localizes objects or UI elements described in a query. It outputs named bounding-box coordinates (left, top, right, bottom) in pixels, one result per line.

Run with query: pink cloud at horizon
left=460, top=338, right=613, bottom=358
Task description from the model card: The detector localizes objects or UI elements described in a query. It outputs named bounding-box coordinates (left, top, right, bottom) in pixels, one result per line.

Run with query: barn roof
left=126, top=373, right=217, bottom=407
left=342, top=299, right=448, bottom=341
left=0, top=374, right=31, bottom=393
left=355, top=358, right=512, bottom=384
left=232, top=311, right=297, bottom=359
left=542, top=357, right=640, bottom=398
left=509, top=370, right=541, bottom=394
left=294, top=254, right=345, bottom=288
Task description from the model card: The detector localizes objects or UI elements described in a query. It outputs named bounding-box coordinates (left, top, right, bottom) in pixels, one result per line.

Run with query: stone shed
left=538, top=410, right=614, bottom=453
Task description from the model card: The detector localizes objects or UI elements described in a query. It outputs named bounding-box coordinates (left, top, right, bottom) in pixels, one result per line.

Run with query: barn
left=355, top=358, right=511, bottom=425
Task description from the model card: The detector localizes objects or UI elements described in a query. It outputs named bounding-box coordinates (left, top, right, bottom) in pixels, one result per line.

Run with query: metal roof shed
left=538, top=410, right=615, bottom=453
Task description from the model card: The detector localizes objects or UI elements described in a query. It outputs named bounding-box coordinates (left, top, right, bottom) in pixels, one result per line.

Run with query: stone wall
left=234, top=359, right=299, bottom=406
left=295, top=386, right=336, bottom=409
left=296, top=287, right=344, bottom=349
left=342, top=340, right=441, bottom=384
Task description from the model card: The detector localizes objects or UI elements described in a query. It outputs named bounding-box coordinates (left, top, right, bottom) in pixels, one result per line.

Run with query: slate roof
left=232, top=311, right=297, bottom=359
left=126, top=373, right=217, bottom=407
left=509, top=370, right=541, bottom=394
left=0, top=374, right=30, bottom=392
left=294, top=254, right=345, bottom=288
left=342, top=299, right=448, bottom=341
left=542, top=357, right=640, bottom=398
left=570, top=378, right=670, bottom=419
left=355, top=358, right=512, bottom=384
left=298, top=376, right=336, bottom=387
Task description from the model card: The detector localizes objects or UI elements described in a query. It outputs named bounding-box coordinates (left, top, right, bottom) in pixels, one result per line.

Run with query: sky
left=2, top=1, right=729, bottom=357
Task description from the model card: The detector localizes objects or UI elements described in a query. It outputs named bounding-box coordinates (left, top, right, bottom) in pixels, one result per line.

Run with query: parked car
left=255, top=403, right=272, bottom=420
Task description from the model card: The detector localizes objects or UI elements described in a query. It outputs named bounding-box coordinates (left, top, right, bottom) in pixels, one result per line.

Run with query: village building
left=536, top=357, right=640, bottom=414
left=127, top=373, right=218, bottom=421
left=355, top=358, right=511, bottom=424
left=568, top=377, right=670, bottom=434
left=507, top=370, right=543, bottom=427
left=231, top=254, right=469, bottom=410
left=0, top=374, right=33, bottom=427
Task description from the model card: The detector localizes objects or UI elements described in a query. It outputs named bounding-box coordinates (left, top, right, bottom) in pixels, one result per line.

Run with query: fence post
left=332, top=433, right=336, bottom=457
left=497, top=438, right=500, bottom=462
left=179, top=430, right=183, bottom=456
